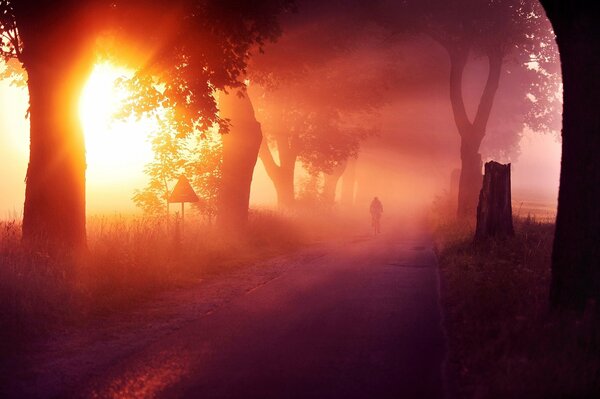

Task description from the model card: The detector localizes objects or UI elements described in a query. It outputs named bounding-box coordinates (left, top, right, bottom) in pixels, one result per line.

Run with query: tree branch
left=258, top=138, right=281, bottom=182
left=473, top=50, right=503, bottom=136
left=448, top=44, right=472, bottom=136
left=276, top=133, right=298, bottom=173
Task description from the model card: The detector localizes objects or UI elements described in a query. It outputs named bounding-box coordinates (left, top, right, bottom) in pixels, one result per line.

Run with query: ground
left=1, top=224, right=446, bottom=398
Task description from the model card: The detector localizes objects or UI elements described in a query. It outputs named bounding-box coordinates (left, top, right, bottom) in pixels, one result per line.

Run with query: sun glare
left=79, top=63, right=156, bottom=212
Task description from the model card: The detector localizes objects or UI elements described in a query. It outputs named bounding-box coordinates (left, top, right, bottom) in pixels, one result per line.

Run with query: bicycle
left=371, top=213, right=381, bottom=235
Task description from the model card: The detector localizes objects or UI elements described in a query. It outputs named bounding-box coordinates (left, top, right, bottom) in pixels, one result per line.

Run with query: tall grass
left=435, top=217, right=600, bottom=398
left=0, top=211, right=305, bottom=350
left=0, top=220, right=74, bottom=344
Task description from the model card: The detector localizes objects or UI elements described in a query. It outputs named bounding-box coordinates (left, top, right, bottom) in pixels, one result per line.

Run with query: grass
left=0, top=210, right=307, bottom=351
left=434, top=216, right=600, bottom=398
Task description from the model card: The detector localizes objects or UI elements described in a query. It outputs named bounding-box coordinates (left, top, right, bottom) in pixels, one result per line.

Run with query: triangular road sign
left=168, top=175, right=199, bottom=203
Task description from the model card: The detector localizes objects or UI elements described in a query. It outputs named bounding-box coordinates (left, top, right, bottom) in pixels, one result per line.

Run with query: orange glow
left=79, top=63, right=155, bottom=183
left=79, top=63, right=155, bottom=212
left=89, top=351, right=192, bottom=398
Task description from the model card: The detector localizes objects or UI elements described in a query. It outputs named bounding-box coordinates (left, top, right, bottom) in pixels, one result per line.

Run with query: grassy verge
left=435, top=218, right=600, bottom=398
left=0, top=210, right=307, bottom=350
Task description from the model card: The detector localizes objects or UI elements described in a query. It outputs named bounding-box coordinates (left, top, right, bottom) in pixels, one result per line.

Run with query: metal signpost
left=168, top=175, right=199, bottom=234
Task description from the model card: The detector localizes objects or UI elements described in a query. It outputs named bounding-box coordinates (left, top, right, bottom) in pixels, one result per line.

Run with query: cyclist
left=370, top=197, right=383, bottom=235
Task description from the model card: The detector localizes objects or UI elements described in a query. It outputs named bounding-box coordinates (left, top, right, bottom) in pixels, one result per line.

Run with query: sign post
left=168, top=175, right=199, bottom=234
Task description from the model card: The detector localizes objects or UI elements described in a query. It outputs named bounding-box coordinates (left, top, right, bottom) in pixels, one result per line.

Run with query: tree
left=1, top=1, right=99, bottom=250
left=132, top=111, right=222, bottom=222
left=322, top=160, right=348, bottom=205
left=217, top=89, right=263, bottom=229
left=248, top=13, right=388, bottom=209
left=340, top=157, right=357, bottom=208
left=0, top=0, right=290, bottom=250
left=251, top=79, right=377, bottom=209
left=539, top=1, right=600, bottom=312
left=374, top=0, right=560, bottom=219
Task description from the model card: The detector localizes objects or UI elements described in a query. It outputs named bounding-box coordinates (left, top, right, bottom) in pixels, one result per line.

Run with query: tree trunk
left=218, top=91, right=263, bottom=230
left=19, top=13, right=94, bottom=251
left=541, top=2, right=600, bottom=311
left=322, top=161, right=347, bottom=206
left=446, top=44, right=503, bottom=220
left=457, top=135, right=484, bottom=218
left=340, top=156, right=357, bottom=208
left=475, top=161, right=514, bottom=241
left=448, top=168, right=461, bottom=211
left=259, top=135, right=297, bottom=210
left=274, top=161, right=295, bottom=209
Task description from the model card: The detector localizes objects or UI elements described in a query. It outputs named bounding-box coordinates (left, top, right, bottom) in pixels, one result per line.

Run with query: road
left=3, top=228, right=447, bottom=398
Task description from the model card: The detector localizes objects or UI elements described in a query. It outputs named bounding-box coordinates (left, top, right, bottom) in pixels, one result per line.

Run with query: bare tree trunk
left=446, top=44, right=503, bottom=220
left=457, top=135, right=484, bottom=218
left=475, top=161, right=514, bottom=240
left=448, top=168, right=461, bottom=211
left=19, top=13, right=94, bottom=251
left=218, top=91, right=262, bottom=230
left=541, top=2, right=600, bottom=311
left=340, top=157, right=357, bottom=208
left=322, top=161, right=347, bottom=206
left=275, top=162, right=296, bottom=209
left=259, top=135, right=297, bottom=210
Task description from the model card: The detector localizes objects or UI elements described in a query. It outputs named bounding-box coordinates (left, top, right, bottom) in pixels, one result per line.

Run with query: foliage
left=112, top=0, right=295, bottom=136
left=0, top=0, right=292, bottom=247
left=249, top=9, right=389, bottom=184
left=295, top=174, right=324, bottom=207
left=133, top=111, right=222, bottom=219
left=374, top=0, right=562, bottom=158
left=0, top=0, right=21, bottom=60
left=188, top=132, right=222, bottom=221
left=253, top=1, right=389, bottom=163
left=253, top=82, right=375, bottom=176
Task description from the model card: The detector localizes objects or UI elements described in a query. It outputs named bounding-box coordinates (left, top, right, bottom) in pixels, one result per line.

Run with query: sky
left=0, top=73, right=280, bottom=217
left=0, top=0, right=563, bottom=219
left=0, top=70, right=560, bottom=218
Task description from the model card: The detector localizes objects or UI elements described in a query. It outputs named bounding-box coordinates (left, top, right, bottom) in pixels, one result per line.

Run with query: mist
left=241, top=0, right=561, bottom=223
left=6, top=1, right=600, bottom=398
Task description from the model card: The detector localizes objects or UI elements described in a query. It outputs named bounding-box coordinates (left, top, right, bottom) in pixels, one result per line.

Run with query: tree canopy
left=370, top=0, right=560, bottom=216
left=0, top=0, right=292, bottom=248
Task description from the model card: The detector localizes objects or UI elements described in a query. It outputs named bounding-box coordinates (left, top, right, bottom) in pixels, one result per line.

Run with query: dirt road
left=2, top=228, right=446, bottom=398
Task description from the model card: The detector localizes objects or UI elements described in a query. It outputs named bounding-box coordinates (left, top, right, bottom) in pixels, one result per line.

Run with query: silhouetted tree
left=133, top=111, right=222, bottom=220
left=540, top=1, right=600, bottom=312
left=249, top=10, right=388, bottom=209
left=322, top=160, right=348, bottom=205
left=340, top=157, right=358, bottom=208
left=0, top=1, right=99, bottom=250
left=217, top=90, right=263, bottom=230
left=0, top=0, right=290, bottom=250
left=251, top=80, right=376, bottom=209
left=374, top=0, right=559, bottom=219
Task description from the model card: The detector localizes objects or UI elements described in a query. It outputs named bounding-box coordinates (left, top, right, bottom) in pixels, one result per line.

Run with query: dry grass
left=435, top=217, right=600, bottom=398
left=0, top=211, right=305, bottom=351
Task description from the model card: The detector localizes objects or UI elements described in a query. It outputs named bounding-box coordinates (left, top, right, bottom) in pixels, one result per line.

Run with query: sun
left=79, top=63, right=156, bottom=211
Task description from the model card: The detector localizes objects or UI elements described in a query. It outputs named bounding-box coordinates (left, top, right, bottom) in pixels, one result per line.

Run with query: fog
left=0, top=0, right=561, bottom=223
left=244, top=0, right=561, bottom=221
left=4, top=3, right=599, bottom=398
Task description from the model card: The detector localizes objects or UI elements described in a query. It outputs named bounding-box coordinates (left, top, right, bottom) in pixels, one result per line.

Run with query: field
left=434, top=217, right=600, bottom=398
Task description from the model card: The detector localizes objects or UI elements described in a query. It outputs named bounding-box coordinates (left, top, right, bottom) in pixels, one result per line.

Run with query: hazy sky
left=0, top=72, right=560, bottom=218
left=0, top=28, right=562, bottom=218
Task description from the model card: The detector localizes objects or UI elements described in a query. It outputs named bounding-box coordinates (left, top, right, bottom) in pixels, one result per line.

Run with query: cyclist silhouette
left=370, top=197, right=383, bottom=235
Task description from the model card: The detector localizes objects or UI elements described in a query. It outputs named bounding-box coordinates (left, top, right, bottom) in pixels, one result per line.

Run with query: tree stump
left=475, top=161, right=514, bottom=240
